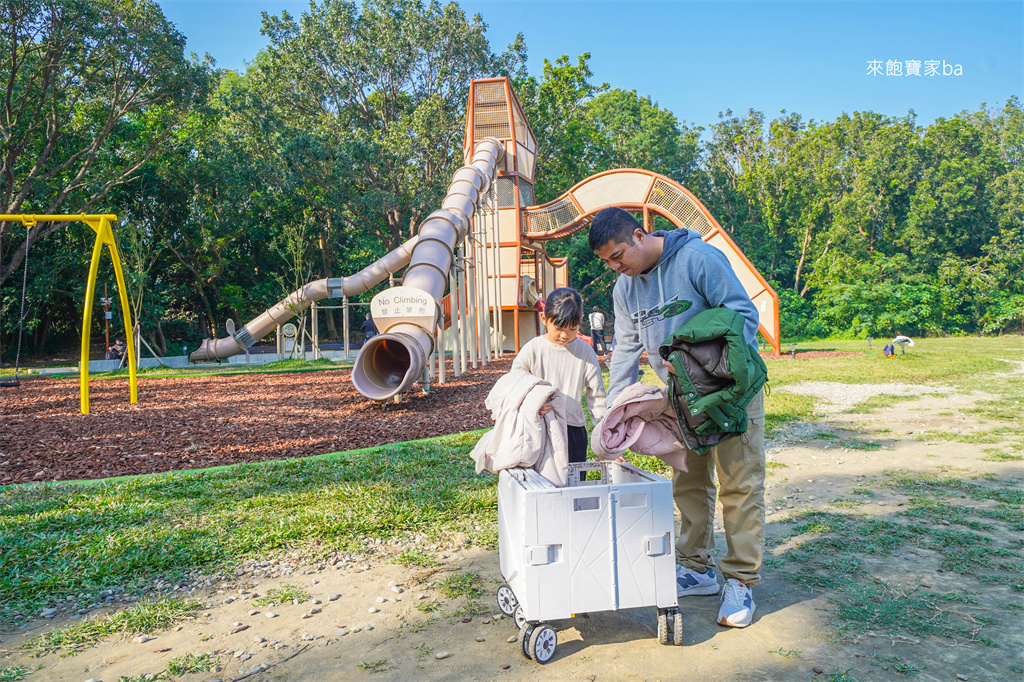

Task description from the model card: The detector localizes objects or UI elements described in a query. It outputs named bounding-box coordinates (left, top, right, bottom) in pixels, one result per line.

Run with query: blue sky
left=156, top=0, right=1022, bottom=129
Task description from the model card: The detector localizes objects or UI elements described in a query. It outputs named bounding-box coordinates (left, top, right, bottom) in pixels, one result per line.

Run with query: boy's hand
left=538, top=402, right=553, bottom=417
left=662, top=359, right=676, bottom=375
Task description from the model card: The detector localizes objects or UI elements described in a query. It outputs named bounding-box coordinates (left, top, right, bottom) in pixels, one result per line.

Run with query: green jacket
left=658, top=307, right=768, bottom=454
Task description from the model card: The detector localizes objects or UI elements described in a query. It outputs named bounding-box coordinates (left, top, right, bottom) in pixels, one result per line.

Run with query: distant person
left=106, top=338, right=126, bottom=360
left=512, top=288, right=607, bottom=481
left=883, top=343, right=895, bottom=358
left=360, top=313, right=378, bottom=342
left=588, top=306, right=608, bottom=355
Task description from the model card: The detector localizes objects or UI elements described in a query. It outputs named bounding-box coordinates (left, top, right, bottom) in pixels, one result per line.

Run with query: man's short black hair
left=543, top=288, right=583, bottom=329
left=588, top=207, right=643, bottom=251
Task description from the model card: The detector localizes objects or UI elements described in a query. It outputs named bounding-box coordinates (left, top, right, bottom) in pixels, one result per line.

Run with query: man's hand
left=538, top=402, right=553, bottom=417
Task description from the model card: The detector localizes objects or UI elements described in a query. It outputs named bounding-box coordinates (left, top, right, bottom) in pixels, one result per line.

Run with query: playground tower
left=188, top=77, right=780, bottom=401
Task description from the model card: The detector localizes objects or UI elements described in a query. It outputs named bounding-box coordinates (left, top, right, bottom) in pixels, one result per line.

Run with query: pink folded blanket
left=591, top=383, right=690, bottom=471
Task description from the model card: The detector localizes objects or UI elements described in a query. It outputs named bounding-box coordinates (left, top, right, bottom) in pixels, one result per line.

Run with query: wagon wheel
left=528, top=624, right=557, bottom=663
left=513, top=604, right=527, bottom=630
left=657, top=609, right=669, bottom=645
left=496, top=584, right=517, bottom=617
left=517, top=623, right=535, bottom=660
left=673, top=609, right=684, bottom=646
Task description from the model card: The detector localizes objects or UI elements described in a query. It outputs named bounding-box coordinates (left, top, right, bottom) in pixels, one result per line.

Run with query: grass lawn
left=763, top=335, right=1022, bottom=387
left=0, top=432, right=495, bottom=626
left=1, top=335, right=1020, bottom=647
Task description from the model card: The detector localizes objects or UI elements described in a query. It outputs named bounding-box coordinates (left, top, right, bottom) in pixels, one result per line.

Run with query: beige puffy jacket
left=470, top=369, right=571, bottom=486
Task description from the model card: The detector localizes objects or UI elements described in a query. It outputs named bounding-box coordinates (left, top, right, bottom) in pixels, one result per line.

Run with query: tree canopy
left=1, top=0, right=1020, bottom=362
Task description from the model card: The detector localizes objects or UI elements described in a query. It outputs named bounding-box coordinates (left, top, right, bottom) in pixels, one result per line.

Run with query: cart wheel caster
left=529, top=624, right=557, bottom=663
left=513, top=604, right=527, bottom=630
left=657, top=607, right=683, bottom=646
left=496, top=584, right=517, bottom=617
left=517, top=623, right=535, bottom=660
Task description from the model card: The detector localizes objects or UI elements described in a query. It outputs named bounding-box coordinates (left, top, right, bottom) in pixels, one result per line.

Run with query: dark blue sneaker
left=676, top=565, right=720, bottom=597
left=718, top=578, right=755, bottom=627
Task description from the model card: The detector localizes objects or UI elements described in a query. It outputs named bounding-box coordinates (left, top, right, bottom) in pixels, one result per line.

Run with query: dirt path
left=2, top=378, right=1021, bottom=681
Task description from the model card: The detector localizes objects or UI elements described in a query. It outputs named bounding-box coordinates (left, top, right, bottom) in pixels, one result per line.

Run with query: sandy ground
left=2, top=377, right=1022, bottom=682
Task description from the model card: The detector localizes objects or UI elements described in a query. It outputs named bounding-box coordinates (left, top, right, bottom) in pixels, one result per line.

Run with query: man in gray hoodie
left=589, top=207, right=765, bottom=629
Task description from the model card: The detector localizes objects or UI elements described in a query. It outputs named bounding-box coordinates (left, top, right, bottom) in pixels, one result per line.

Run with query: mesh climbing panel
left=518, top=179, right=534, bottom=208
left=473, top=82, right=511, bottom=141
left=523, top=197, right=581, bottom=235
left=495, top=176, right=517, bottom=207
left=647, top=179, right=714, bottom=236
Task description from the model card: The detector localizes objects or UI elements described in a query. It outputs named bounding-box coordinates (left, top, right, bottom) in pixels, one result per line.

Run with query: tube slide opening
left=352, top=333, right=422, bottom=400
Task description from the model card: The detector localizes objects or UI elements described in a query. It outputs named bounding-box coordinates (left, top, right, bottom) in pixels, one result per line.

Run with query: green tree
left=251, top=0, right=521, bottom=250
left=586, top=88, right=700, bottom=182
left=0, top=0, right=211, bottom=285
left=902, top=111, right=1003, bottom=270
left=515, top=53, right=607, bottom=203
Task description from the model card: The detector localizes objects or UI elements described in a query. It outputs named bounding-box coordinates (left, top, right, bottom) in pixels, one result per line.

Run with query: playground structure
left=190, top=77, right=780, bottom=400
left=0, top=214, right=137, bottom=414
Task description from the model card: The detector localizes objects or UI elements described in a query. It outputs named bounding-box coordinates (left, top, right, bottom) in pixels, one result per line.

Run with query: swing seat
left=0, top=379, right=20, bottom=388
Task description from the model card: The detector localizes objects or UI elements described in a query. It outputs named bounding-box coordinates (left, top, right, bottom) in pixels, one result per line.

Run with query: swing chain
left=11, top=219, right=34, bottom=383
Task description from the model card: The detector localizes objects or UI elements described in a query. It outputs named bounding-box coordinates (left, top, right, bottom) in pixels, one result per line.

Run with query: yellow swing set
left=1, top=214, right=137, bottom=414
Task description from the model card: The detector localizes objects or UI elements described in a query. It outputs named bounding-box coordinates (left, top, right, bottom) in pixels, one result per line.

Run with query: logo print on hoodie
left=632, top=296, right=693, bottom=329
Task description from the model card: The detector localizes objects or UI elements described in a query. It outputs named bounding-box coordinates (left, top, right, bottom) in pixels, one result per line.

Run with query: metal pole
left=458, top=255, right=468, bottom=373
left=463, top=243, right=478, bottom=370
left=438, top=322, right=446, bottom=384
left=450, top=265, right=462, bottom=378
left=483, top=200, right=493, bottom=362
left=312, top=301, right=320, bottom=360
left=491, top=173, right=504, bottom=357
left=428, top=326, right=435, bottom=380
left=471, top=208, right=487, bottom=364
left=343, top=296, right=350, bottom=359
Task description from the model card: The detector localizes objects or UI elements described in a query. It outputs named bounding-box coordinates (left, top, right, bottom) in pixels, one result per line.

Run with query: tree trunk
left=320, top=216, right=338, bottom=339
left=33, top=309, right=51, bottom=353
left=794, top=226, right=813, bottom=294
left=155, top=320, right=169, bottom=356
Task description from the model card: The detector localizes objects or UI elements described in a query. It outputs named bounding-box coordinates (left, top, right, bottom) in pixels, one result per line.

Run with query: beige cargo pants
left=672, top=390, right=765, bottom=586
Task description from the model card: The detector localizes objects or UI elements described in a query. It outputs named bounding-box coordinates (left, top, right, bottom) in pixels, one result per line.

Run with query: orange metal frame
left=520, top=168, right=782, bottom=354
left=463, top=78, right=780, bottom=355
left=464, top=77, right=543, bottom=352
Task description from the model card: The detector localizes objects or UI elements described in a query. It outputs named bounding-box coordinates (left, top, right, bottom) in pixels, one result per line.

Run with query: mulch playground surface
left=0, top=350, right=862, bottom=486
left=0, top=359, right=513, bottom=486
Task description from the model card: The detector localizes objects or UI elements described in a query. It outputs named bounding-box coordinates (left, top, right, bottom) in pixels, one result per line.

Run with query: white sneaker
left=675, top=565, right=720, bottom=597
left=718, top=578, right=755, bottom=627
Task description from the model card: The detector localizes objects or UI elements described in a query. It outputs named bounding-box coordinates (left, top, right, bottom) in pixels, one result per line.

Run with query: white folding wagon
left=495, top=461, right=682, bottom=664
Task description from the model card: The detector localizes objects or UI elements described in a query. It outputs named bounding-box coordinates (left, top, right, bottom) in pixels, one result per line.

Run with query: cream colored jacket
left=470, top=369, right=570, bottom=486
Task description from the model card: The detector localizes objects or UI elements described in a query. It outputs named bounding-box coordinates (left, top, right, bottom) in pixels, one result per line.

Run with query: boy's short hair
left=543, top=288, right=584, bottom=329
left=588, top=207, right=643, bottom=251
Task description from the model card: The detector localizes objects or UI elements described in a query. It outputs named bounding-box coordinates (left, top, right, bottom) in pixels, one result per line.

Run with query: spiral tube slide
left=188, top=238, right=418, bottom=363
left=351, top=137, right=504, bottom=401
